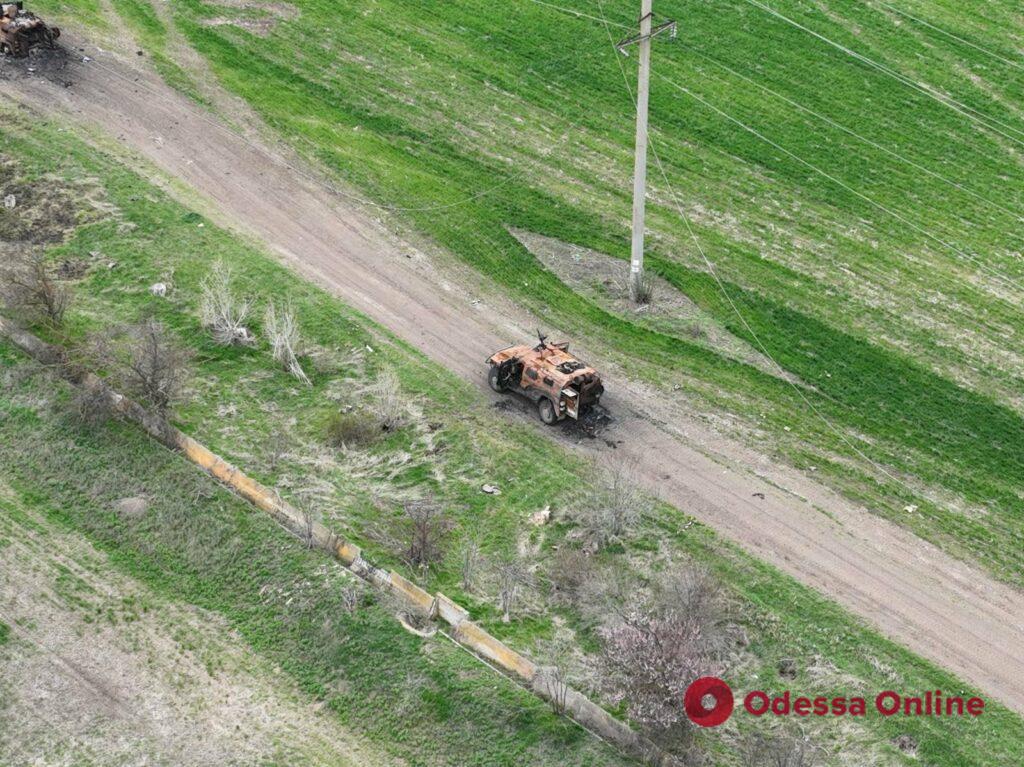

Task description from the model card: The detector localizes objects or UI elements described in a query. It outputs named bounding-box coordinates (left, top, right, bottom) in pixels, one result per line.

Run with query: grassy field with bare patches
left=2, top=106, right=1023, bottom=765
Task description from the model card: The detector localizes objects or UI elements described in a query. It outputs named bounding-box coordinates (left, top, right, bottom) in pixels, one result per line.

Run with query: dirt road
left=6, top=41, right=1024, bottom=714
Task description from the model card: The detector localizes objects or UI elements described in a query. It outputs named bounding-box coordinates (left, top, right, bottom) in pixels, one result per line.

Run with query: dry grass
left=198, top=260, right=254, bottom=346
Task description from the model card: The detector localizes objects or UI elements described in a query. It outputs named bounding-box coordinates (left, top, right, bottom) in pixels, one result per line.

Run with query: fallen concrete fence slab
left=0, top=316, right=675, bottom=767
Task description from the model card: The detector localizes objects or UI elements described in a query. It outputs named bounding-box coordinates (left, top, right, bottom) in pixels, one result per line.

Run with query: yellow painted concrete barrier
left=454, top=620, right=538, bottom=681
left=388, top=571, right=437, bottom=614
left=435, top=593, right=469, bottom=626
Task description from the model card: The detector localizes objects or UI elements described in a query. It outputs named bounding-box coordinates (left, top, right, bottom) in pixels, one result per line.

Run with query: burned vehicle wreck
left=0, top=2, right=59, bottom=58
left=486, top=333, right=604, bottom=424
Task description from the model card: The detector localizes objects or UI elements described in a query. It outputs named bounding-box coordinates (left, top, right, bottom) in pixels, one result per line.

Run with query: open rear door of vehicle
left=562, top=389, right=579, bottom=419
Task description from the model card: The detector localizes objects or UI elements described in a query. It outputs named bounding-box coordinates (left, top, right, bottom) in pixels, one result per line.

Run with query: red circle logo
left=684, top=676, right=734, bottom=727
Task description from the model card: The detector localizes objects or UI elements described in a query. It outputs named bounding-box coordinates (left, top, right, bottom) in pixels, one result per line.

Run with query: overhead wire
left=872, top=1, right=1024, bottom=73
left=736, top=0, right=1024, bottom=150
left=652, top=69, right=1024, bottom=297
left=682, top=46, right=1024, bottom=226
left=521, top=0, right=631, bottom=30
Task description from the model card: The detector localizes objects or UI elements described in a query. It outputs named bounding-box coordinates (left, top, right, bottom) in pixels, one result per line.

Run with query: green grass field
left=2, top=106, right=1023, bottom=765
left=29, top=0, right=1024, bottom=585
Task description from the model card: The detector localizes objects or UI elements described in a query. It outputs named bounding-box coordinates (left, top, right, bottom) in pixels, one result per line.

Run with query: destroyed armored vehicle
left=486, top=333, right=604, bottom=424
left=0, top=2, right=59, bottom=58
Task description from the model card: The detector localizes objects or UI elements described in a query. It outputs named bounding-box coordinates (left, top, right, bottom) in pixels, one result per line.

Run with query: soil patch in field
left=0, top=44, right=71, bottom=86
left=510, top=227, right=799, bottom=383
left=0, top=152, right=119, bottom=262
left=200, top=0, right=298, bottom=37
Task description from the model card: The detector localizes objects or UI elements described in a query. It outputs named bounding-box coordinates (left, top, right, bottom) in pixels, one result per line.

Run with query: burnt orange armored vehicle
left=487, top=333, right=604, bottom=424
left=0, top=2, right=59, bottom=58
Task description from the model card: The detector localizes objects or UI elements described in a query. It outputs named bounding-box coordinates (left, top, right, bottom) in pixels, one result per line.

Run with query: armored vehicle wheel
left=488, top=365, right=506, bottom=392
left=537, top=398, right=557, bottom=425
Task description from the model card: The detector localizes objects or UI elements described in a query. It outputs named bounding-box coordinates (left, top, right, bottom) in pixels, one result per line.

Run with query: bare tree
left=199, top=260, right=254, bottom=345
left=290, top=485, right=324, bottom=551
left=300, top=504, right=321, bottom=550
left=263, top=422, right=291, bottom=473
left=0, top=251, right=71, bottom=325
left=71, top=381, right=114, bottom=428
left=123, top=319, right=191, bottom=414
left=367, top=501, right=453, bottom=579
left=404, top=501, right=453, bottom=576
left=595, top=567, right=734, bottom=743
left=264, top=300, right=309, bottom=384
left=495, top=557, right=532, bottom=623
left=85, top=319, right=191, bottom=414
left=742, top=733, right=820, bottom=767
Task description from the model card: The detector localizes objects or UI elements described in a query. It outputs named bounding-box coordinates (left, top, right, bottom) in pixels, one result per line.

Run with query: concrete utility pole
left=629, top=0, right=653, bottom=300
left=617, top=4, right=675, bottom=302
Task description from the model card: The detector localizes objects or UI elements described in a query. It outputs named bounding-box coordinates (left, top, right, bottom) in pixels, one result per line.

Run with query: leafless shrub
left=371, top=500, right=454, bottom=579
left=85, top=319, right=191, bottom=414
left=124, top=320, right=191, bottom=413
left=0, top=251, right=72, bottom=325
left=459, top=538, right=483, bottom=593
left=742, top=732, right=821, bottom=767
left=367, top=368, right=407, bottom=432
left=546, top=546, right=595, bottom=607
left=628, top=269, right=654, bottom=306
left=299, top=503, right=321, bottom=550
left=379, top=586, right=434, bottom=635
left=578, top=459, right=649, bottom=547
left=325, top=409, right=383, bottom=449
left=71, top=382, right=114, bottom=428
left=339, top=582, right=363, bottom=614
left=264, top=300, right=309, bottom=384
left=537, top=665, right=570, bottom=716
left=199, top=260, right=254, bottom=345
left=595, top=567, right=735, bottom=744
left=402, top=501, right=453, bottom=576
left=495, top=557, right=533, bottom=623
left=263, top=422, right=292, bottom=473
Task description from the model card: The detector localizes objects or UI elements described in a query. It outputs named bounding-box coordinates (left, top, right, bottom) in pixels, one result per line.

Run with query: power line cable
left=521, top=0, right=631, bottom=29
left=736, top=0, right=1024, bottom=150
left=653, top=69, right=1024, bottom=297
left=684, top=46, right=1024, bottom=226
left=872, top=1, right=1024, bottom=73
